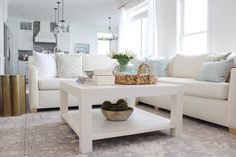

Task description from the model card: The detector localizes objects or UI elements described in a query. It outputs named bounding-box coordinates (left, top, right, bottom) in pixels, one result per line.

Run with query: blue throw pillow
left=197, top=59, right=234, bottom=82
left=145, top=57, right=168, bottom=77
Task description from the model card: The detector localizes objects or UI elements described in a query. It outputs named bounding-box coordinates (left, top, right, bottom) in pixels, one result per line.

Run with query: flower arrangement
left=109, top=50, right=135, bottom=72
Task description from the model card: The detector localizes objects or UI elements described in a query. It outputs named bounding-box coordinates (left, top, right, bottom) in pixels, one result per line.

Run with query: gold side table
left=0, top=75, right=26, bottom=117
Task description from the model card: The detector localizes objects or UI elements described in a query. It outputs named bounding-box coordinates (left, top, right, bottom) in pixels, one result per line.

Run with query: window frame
left=97, top=32, right=111, bottom=55
left=126, top=1, right=148, bottom=56
left=178, top=0, right=209, bottom=54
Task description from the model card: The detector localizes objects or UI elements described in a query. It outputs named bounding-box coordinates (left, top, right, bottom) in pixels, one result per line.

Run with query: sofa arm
left=28, top=64, right=39, bottom=111
left=227, top=68, right=236, bottom=129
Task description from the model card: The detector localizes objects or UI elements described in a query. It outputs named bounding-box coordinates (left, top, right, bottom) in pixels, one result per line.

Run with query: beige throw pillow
left=56, top=54, right=82, bottom=78
left=227, top=52, right=236, bottom=67
left=205, top=52, right=231, bottom=62
left=173, top=53, right=208, bottom=78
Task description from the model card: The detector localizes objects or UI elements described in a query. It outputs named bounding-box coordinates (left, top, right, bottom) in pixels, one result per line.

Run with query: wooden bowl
left=101, top=107, right=133, bottom=121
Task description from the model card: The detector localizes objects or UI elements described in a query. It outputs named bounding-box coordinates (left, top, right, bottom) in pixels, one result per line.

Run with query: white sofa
left=29, top=53, right=236, bottom=133
left=28, top=54, right=116, bottom=112
left=139, top=54, right=236, bottom=133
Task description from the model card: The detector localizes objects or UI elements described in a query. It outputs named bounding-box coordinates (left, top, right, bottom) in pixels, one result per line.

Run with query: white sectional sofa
left=139, top=54, right=236, bottom=134
left=28, top=53, right=236, bottom=133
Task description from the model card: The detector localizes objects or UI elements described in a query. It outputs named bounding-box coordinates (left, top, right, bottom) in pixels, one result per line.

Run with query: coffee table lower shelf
left=62, top=108, right=175, bottom=140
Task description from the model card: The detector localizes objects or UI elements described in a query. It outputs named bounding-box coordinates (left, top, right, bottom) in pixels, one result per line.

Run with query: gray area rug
left=0, top=104, right=236, bottom=157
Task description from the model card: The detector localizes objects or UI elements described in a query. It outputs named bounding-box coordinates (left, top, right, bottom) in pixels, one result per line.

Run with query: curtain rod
left=118, top=0, right=135, bottom=9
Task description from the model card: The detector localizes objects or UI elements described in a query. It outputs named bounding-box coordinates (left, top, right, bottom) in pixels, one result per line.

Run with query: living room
left=0, top=0, right=236, bottom=156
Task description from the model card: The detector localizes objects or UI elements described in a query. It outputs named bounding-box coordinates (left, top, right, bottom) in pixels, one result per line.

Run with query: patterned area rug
left=0, top=104, right=236, bottom=157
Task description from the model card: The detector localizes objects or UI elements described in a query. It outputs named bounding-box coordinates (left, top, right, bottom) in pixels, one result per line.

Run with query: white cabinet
left=18, top=61, right=28, bottom=78
left=19, top=30, right=33, bottom=50
left=57, top=32, right=70, bottom=52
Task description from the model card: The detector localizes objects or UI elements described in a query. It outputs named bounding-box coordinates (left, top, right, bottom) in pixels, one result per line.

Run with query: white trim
left=129, top=11, right=147, bottom=22
left=207, top=0, right=212, bottom=52
left=126, top=0, right=148, bottom=13
left=183, top=31, right=207, bottom=37
left=178, top=0, right=209, bottom=53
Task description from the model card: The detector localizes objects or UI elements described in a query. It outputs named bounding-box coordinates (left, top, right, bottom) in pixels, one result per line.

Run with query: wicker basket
left=115, top=63, right=158, bottom=85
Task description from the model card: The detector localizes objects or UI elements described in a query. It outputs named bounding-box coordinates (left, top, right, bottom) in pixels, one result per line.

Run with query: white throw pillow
left=130, top=56, right=145, bottom=70
left=173, top=53, right=208, bottom=78
left=82, top=54, right=117, bottom=71
left=56, top=54, right=82, bottom=78
left=33, top=51, right=57, bottom=78
left=227, top=52, right=236, bottom=67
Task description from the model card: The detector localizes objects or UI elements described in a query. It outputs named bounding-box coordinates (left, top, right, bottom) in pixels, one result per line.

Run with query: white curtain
left=118, top=8, right=129, bottom=51
left=145, top=0, right=159, bottom=57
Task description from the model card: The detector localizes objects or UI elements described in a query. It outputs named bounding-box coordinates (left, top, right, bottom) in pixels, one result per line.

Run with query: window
left=97, top=33, right=111, bottom=55
left=178, top=0, right=208, bottom=54
left=125, top=2, right=148, bottom=56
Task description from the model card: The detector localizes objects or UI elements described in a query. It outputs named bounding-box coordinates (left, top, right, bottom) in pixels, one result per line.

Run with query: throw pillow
left=197, top=59, right=234, bottom=82
left=130, top=56, right=145, bottom=70
left=227, top=52, right=236, bottom=67
left=56, top=54, right=82, bottom=78
left=33, top=51, right=57, bottom=78
left=82, top=54, right=117, bottom=71
left=173, top=53, right=208, bottom=78
left=145, top=57, right=168, bottom=77
left=205, top=52, right=231, bottom=62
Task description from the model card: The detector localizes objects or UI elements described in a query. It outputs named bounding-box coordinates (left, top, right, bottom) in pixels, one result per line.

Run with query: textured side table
left=0, top=75, right=26, bottom=117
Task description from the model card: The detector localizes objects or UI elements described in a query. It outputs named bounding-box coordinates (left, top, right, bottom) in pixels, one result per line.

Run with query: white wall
left=3, top=0, right=8, bottom=22
left=208, top=0, right=236, bottom=52
left=69, top=24, right=118, bottom=54
left=157, top=0, right=177, bottom=57
left=7, top=17, right=19, bottom=74
left=160, top=0, right=236, bottom=56
left=0, top=1, right=4, bottom=57
left=0, top=0, right=8, bottom=74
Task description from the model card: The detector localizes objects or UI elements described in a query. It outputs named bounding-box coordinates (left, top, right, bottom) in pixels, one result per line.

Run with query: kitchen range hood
left=34, top=21, right=56, bottom=43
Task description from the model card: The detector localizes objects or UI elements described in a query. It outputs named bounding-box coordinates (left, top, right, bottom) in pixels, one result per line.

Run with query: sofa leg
left=155, top=106, right=160, bottom=111
left=229, top=128, right=236, bottom=135
left=30, top=108, right=37, bottom=113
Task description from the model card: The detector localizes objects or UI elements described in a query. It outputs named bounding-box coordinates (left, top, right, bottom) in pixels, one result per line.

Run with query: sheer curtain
left=145, top=0, right=159, bottom=57
left=118, top=8, right=129, bottom=51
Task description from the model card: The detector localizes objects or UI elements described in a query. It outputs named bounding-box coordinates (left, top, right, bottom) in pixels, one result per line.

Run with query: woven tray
left=115, top=63, right=158, bottom=85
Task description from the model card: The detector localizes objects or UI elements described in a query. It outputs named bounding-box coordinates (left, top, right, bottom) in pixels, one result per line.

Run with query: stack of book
left=93, top=70, right=115, bottom=85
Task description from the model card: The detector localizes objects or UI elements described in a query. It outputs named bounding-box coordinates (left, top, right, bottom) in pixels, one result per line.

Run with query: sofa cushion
left=173, top=54, right=208, bottom=78
left=130, top=56, right=145, bottom=70
left=38, top=78, right=76, bottom=90
left=159, top=77, right=229, bottom=100
left=56, top=54, right=83, bottom=78
left=145, top=57, right=168, bottom=77
left=205, top=52, right=231, bottom=62
left=197, top=59, right=234, bottom=82
left=82, top=54, right=117, bottom=71
left=227, top=52, right=236, bottom=67
left=33, top=51, right=57, bottom=78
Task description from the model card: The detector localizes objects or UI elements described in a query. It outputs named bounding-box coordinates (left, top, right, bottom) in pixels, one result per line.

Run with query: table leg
left=78, top=95, right=92, bottom=154
left=170, top=93, right=183, bottom=137
left=60, top=89, right=68, bottom=123
left=127, top=97, right=136, bottom=108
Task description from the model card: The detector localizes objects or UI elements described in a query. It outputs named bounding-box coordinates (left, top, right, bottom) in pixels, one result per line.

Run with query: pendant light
left=53, top=0, right=68, bottom=35
left=54, top=8, right=57, bottom=25
left=98, top=17, right=118, bottom=41
left=60, top=0, right=65, bottom=23
left=57, top=2, right=61, bottom=25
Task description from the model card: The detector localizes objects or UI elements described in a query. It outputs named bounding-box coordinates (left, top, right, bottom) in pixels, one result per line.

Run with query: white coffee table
left=60, top=81, right=184, bottom=154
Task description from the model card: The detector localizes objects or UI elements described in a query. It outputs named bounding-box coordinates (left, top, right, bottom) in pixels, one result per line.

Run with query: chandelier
left=97, top=17, right=118, bottom=41
left=53, top=0, right=68, bottom=35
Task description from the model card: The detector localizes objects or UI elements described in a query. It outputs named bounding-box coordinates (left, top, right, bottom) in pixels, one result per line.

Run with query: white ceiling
left=8, top=0, right=124, bottom=27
